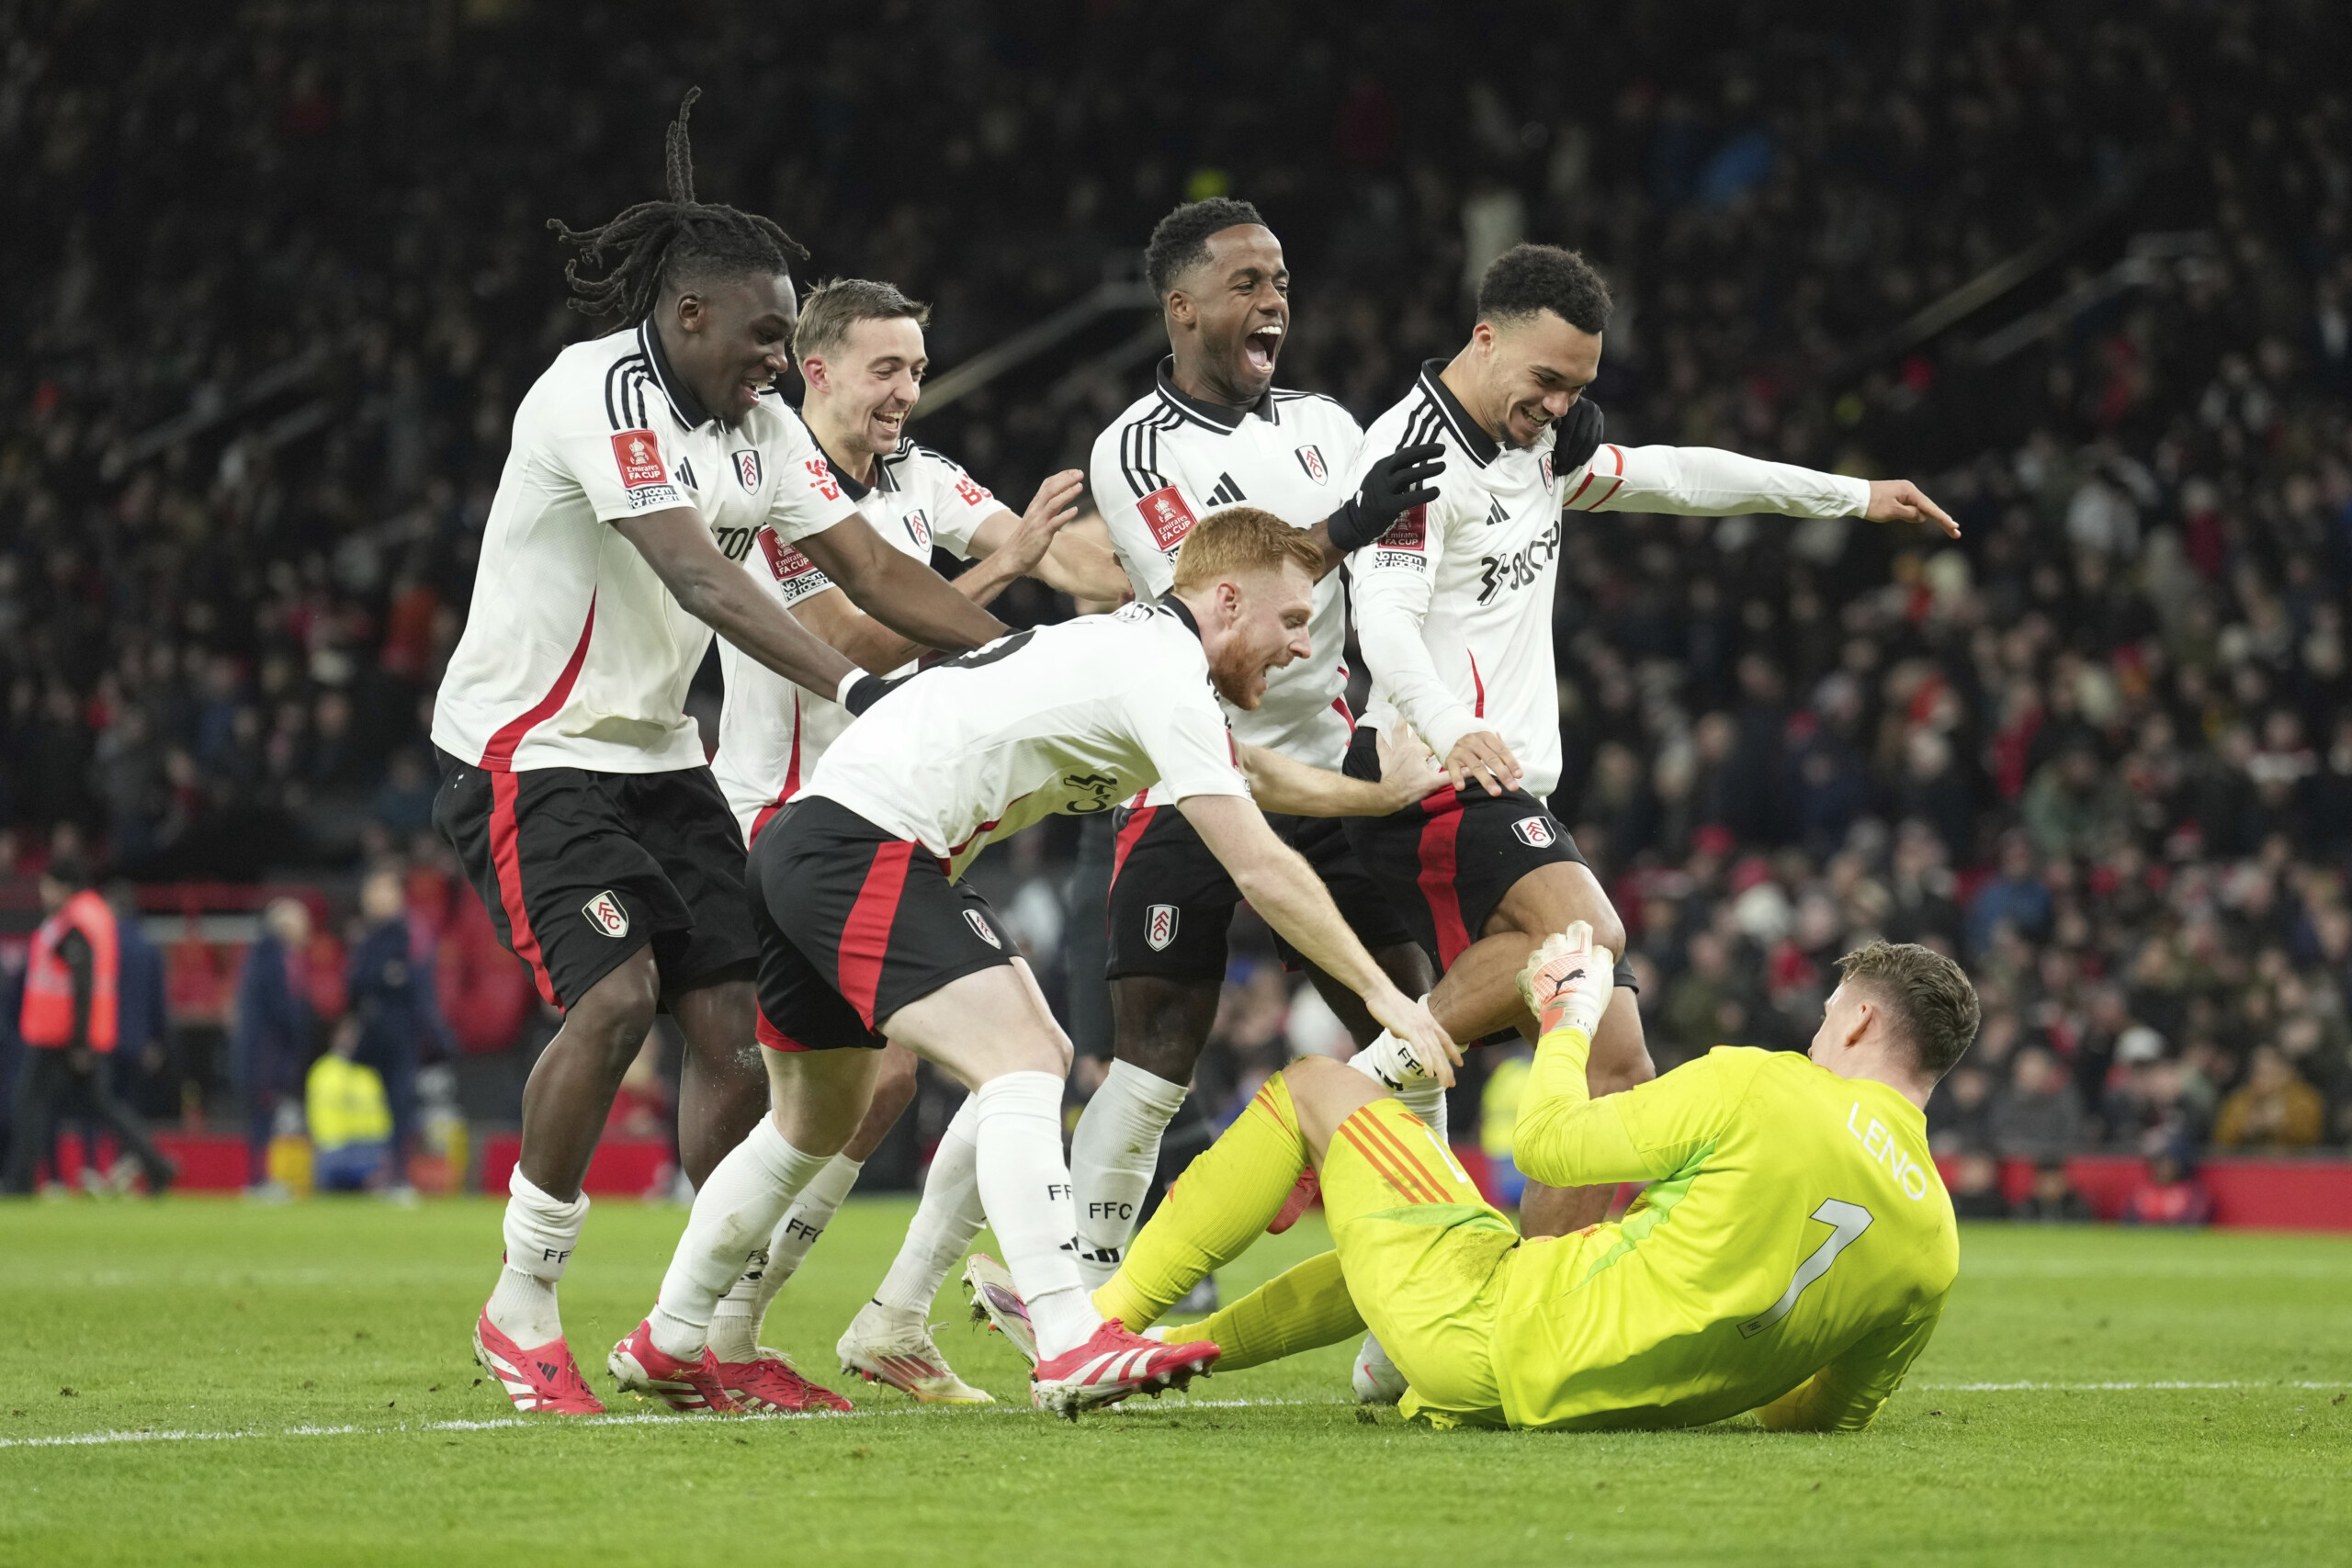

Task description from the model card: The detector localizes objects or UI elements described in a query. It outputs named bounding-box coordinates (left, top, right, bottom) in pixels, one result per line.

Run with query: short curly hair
left=1144, top=197, right=1269, bottom=298
left=1836, top=941, right=1983, bottom=1079
left=1474, top=243, right=1613, bottom=334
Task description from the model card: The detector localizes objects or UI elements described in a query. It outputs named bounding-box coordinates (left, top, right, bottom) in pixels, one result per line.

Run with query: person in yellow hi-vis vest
left=5, top=858, right=175, bottom=1195
left=308, top=1022, right=394, bottom=1193
left=1083, top=933, right=1976, bottom=1433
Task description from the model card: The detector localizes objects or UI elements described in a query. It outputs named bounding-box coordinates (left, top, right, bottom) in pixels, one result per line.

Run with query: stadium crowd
left=2, top=0, right=2350, bottom=1181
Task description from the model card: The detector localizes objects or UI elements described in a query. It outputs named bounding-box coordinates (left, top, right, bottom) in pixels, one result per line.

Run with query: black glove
left=841, top=671, right=910, bottom=716
left=1552, top=397, right=1604, bottom=475
left=1326, top=441, right=1446, bottom=553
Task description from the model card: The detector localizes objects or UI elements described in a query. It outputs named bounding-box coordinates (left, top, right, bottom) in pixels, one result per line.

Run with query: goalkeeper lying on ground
left=1078, top=932, right=1975, bottom=1432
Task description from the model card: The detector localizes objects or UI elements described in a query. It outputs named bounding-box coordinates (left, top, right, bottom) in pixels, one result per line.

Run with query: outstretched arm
left=616, top=507, right=860, bottom=694
left=1180, top=792, right=1458, bottom=1082
left=1572, top=445, right=1958, bottom=538
left=1238, top=725, right=1443, bottom=818
left=796, top=513, right=1012, bottom=653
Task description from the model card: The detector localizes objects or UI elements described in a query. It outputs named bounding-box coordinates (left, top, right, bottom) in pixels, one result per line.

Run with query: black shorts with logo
left=1103, top=798, right=1417, bottom=983
left=1339, top=728, right=1637, bottom=990
left=433, top=752, right=758, bottom=1011
left=748, top=795, right=1015, bottom=1052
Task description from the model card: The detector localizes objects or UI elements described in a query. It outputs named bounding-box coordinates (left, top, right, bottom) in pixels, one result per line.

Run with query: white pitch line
left=1917, top=1380, right=2350, bottom=1391
left=0, top=1394, right=1328, bottom=1451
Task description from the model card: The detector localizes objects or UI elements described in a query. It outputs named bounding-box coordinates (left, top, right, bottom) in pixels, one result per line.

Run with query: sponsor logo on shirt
left=1145, top=904, right=1180, bottom=952
left=1511, top=816, right=1557, bottom=850
left=1377, top=504, right=1426, bottom=550
left=1063, top=771, right=1120, bottom=814
left=734, top=449, right=763, bottom=491
left=954, top=475, right=994, bottom=509
left=805, top=457, right=843, bottom=502
left=1139, top=484, right=1198, bottom=552
left=756, top=527, right=828, bottom=603
left=1295, top=444, right=1329, bottom=483
left=611, top=430, right=667, bottom=489
left=965, top=909, right=1003, bottom=949
left=1476, top=515, right=1561, bottom=605
left=582, top=890, right=630, bottom=938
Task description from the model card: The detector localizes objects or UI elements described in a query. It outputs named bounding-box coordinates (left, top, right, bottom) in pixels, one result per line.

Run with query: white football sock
left=707, top=1151, right=866, bottom=1363
left=872, top=1093, right=985, bottom=1318
left=647, top=1117, right=829, bottom=1360
left=1396, top=1076, right=1449, bottom=1145
left=487, top=1168, right=589, bottom=1346
left=1068, top=1059, right=1190, bottom=1289
left=1349, top=1026, right=1436, bottom=1094
left=970, top=1070, right=1098, bottom=1360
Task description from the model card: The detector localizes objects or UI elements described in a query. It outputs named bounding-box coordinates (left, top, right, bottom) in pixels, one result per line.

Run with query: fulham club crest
left=582, top=890, right=630, bottom=938
left=1144, top=904, right=1180, bottom=953
left=1540, top=453, right=1554, bottom=489
left=1295, top=445, right=1329, bottom=483
left=965, top=909, right=1002, bottom=949
left=733, top=449, right=763, bottom=491
left=1511, top=817, right=1557, bottom=849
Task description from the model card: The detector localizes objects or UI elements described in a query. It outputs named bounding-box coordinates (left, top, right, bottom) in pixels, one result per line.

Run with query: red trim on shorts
left=1416, top=793, right=1473, bottom=966
left=1109, top=804, right=1159, bottom=888
left=838, top=840, right=915, bottom=1028
left=754, top=1005, right=812, bottom=1052
left=1336, top=1109, right=1448, bottom=1204
left=1359, top=1108, right=1454, bottom=1202
left=480, top=593, right=598, bottom=773
left=488, top=772, right=560, bottom=1008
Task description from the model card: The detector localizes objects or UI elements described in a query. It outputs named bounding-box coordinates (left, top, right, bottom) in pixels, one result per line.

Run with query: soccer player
left=1340, top=243, right=1961, bottom=1235
left=610, top=507, right=1457, bottom=1417
left=1090, top=930, right=1973, bottom=1432
left=1073, top=197, right=1448, bottom=1289
left=698, top=276, right=1128, bottom=1408
left=431, top=95, right=1012, bottom=1414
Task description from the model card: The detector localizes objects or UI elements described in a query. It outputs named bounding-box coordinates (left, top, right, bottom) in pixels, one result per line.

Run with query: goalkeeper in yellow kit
left=1084, top=931, right=1975, bottom=1432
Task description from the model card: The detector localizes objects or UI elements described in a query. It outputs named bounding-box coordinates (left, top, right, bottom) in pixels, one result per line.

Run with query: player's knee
left=568, top=952, right=660, bottom=1073
left=870, top=1046, right=920, bottom=1122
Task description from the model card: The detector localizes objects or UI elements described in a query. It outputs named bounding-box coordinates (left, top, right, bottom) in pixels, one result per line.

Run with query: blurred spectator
left=2212, top=1045, right=2326, bottom=1152
left=1927, top=1058, right=1997, bottom=1157
left=345, top=867, right=454, bottom=1194
left=231, top=898, right=317, bottom=1197
left=1947, top=1151, right=2010, bottom=1221
left=2014, top=1160, right=2097, bottom=1223
left=2120, top=1141, right=2214, bottom=1227
left=1991, top=1046, right=2084, bottom=1162
left=307, top=1021, right=394, bottom=1193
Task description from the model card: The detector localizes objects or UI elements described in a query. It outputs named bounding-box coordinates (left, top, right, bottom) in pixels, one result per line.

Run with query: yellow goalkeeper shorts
left=1323, top=1097, right=1517, bottom=1427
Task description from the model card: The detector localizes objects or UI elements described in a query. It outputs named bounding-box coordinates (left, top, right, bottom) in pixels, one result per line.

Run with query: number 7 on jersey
left=1738, top=1199, right=1873, bottom=1339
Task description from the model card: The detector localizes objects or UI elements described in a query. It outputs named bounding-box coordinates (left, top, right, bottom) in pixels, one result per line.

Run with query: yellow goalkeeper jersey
left=1487, top=1041, right=1956, bottom=1432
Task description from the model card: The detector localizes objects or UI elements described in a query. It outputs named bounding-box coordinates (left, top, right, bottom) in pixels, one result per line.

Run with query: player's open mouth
left=873, top=409, right=907, bottom=438
left=1242, top=323, right=1283, bottom=373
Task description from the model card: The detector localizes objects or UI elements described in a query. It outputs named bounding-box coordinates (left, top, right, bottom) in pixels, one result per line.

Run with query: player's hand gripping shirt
left=709, top=438, right=1003, bottom=841
left=1466, top=1036, right=1957, bottom=1433
left=431, top=321, right=860, bottom=775
left=801, top=598, right=1250, bottom=879
left=1090, top=361, right=1363, bottom=781
left=1346, top=361, right=1871, bottom=800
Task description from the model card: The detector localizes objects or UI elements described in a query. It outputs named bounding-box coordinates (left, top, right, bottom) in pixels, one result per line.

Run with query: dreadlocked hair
left=546, top=88, right=809, bottom=323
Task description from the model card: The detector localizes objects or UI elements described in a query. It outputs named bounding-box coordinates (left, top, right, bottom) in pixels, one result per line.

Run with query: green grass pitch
left=2, top=1198, right=2346, bottom=1566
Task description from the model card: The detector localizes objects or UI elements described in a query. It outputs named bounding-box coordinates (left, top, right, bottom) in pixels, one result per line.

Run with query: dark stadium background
left=3, top=0, right=2349, bottom=1217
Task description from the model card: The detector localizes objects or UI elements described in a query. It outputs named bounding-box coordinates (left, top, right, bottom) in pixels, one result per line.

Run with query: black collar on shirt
left=1155, top=356, right=1280, bottom=432
left=638, top=318, right=719, bottom=431
left=1158, top=592, right=1206, bottom=644
left=1417, top=358, right=1500, bottom=468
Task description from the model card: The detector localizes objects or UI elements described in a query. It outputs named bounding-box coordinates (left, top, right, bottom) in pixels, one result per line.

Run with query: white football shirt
left=1349, top=361, right=1870, bottom=799
left=432, top=321, right=861, bottom=774
left=802, top=598, right=1250, bottom=880
left=1090, top=360, right=1363, bottom=779
left=710, top=436, right=1006, bottom=840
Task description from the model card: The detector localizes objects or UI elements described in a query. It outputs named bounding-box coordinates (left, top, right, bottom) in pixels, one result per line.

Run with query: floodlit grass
left=2, top=1196, right=2346, bottom=1566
